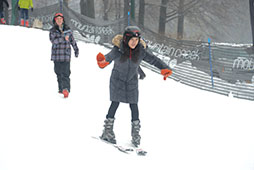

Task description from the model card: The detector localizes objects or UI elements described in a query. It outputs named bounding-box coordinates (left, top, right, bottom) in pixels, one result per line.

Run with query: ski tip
left=91, top=136, right=98, bottom=140
left=136, top=149, right=147, bottom=156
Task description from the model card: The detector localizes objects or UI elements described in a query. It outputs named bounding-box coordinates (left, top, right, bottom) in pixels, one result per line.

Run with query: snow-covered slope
left=0, top=25, right=254, bottom=170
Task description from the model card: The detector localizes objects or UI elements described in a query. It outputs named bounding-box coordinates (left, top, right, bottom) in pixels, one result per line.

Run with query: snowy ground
left=0, top=25, right=254, bottom=170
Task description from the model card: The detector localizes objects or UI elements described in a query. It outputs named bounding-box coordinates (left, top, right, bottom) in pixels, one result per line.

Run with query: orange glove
left=97, top=52, right=109, bottom=68
left=161, top=69, right=172, bottom=80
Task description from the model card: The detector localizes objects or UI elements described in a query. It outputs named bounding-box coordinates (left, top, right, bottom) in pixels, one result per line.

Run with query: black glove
left=75, top=51, right=79, bottom=58
left=18, top=6, right=20, bottom=10
left=31, top=8, right=33, bottom=12
left=139, top=74, right=146, bottom=80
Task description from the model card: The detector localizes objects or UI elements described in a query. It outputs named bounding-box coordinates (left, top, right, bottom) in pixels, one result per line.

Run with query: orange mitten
left=96, top=52, right=109, bottom=68
left=161, top=69, right=172, bottom=80
left=97, top=52, right=105, bottom=61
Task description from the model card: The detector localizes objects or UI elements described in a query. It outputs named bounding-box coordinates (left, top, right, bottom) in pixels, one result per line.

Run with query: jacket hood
left=112, top=34, right=147, bottom=49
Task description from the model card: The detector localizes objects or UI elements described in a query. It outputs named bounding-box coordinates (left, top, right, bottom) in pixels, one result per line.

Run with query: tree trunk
left=250, top=0, right=254, bottom=46
left=159, top=0, right=168, bottom=35
left=138, top=0, right=145, bottom=26
left=63, top=0, right=69, bottom=7
left=124, top=0, right=130, bottom=17
left=130, top=0, right=135, bottom=20
left=177, top=0, right=185, bottom=40
left=87, top=0, right=95, bottom=18
left=124, top=0, right=130, bottom=26
left=115, top=0, right=122, bottom=19
left=80, top=0, right=86, bottom=16
left=11, top=0, right=19, bottom=25
left=4, top=2, right=8, bottom=24
left=117, top=0, right=121, bottom=19
left=103, top=0, right=109, bottom=20
left=80, top=0, right=95, bottom=18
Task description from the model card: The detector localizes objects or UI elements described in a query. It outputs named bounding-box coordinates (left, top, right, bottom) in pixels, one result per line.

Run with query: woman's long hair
left=120, top=42, right=140, bottom=63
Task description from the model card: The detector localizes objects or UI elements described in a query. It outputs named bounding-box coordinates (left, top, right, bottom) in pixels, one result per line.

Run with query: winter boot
left=0, top=18, right=6, bottom=24
left=62, top=89, right=69, bottom=98
left=131, top=120, right=141, bottom=147
left=100, top=118, right=116, bottom=144
left=20, top=19, right=24, bottom=26
left=25, top=20, right=29, bottom=27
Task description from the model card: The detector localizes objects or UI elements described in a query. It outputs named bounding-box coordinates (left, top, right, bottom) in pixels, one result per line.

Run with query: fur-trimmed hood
left=112, top=34, right=147, bottom=49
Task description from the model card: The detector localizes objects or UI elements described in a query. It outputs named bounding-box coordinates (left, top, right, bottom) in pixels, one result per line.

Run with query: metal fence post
left=59, top=0, right=63, bottom=13
left=208, top=38, right=214, bottom=88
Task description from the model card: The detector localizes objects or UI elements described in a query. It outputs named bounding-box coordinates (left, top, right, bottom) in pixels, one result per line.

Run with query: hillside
left=0, top=25, right=254, bottom=170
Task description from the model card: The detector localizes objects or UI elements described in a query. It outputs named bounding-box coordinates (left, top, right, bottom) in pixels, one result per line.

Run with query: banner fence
left=5, top=2, right=254, bottom=101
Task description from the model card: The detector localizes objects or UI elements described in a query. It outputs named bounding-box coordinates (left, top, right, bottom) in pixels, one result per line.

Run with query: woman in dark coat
left=96, top=26, right=172, bottom=146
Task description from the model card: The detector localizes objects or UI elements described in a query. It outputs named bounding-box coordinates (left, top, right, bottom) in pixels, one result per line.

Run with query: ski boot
left=62, top=89, right=69, bottom=98
left=25, top=20, right=29, bottom=27
left=100, top=118, right=116, bottom=144
left=20, top=19, right=24, bottom=26
left=131, top=120, right=141, bottom=147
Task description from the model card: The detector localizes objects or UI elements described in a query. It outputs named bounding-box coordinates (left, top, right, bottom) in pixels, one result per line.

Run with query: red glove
left=161, top=69, right=172, bottom=80
left=97, top=52, right=109, bottom=68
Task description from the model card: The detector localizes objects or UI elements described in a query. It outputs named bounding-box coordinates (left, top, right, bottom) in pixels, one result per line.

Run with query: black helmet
left=123, top=26, right=141, bottom=44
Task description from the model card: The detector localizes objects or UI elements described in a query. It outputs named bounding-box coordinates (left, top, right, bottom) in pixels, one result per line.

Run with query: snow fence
left=8, top=3, right=254, bottom=101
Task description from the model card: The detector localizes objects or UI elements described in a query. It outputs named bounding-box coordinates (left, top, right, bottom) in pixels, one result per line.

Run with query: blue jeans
left=20, top=8, right=29, bottom=20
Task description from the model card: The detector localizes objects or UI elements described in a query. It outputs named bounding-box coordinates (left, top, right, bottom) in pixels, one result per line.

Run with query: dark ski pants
left=106, top=101, right=139, bottom=122
left=0, top=11, right=4, bottom=18
left=54, top=61, right=71, bottom=92
left=20, top=8, right=29, bottom=20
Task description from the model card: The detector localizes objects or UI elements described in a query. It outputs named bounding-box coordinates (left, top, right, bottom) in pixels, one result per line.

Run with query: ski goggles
left=54, top=13, right=64, bottom=19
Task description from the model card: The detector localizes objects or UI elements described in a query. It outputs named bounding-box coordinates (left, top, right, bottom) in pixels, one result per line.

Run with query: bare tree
left=166, top=0, right=200, bottom=22
left=63, top=0, right=69, bottom=7
left=103, top=0, right=109, bottom=20
left=11, top=0, right=19, bottom=25
left=138, top=0, right=145, bottom=26
left=130, top=0, right=135, bottom=20
left=159, top=0, right=201, bottom=38
left=124, top=0, right=130, bottom=18
left=4, top=0, right=8, bottom=24
left=124, top=0, right=130, bottom=26
left=115, top=0, right=121, bottom=19
left=159, top=0, right=168, bottom=34
left=80, top=0, right=95, bottom=18
left=80, top=0, right=85, bottom=15
left=177, top=0, right=184, bottom=39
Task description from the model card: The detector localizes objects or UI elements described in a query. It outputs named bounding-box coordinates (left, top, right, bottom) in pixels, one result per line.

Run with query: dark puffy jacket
left=105, top=35, right=169, bottom=104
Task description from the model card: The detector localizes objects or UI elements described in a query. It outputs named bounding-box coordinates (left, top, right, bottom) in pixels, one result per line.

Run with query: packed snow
left=0, top=25, right=254, bottom=170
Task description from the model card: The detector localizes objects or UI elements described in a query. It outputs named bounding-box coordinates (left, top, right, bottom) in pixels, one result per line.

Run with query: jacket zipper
left=126, top=49, right=132, bottom=101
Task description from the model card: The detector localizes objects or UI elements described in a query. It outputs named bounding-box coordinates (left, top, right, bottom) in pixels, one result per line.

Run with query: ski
left=92, top=136, right=133, bottom=154
left=92, top=136, right=147, bottom=156
left=135, top=148, right=147, bottom=156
